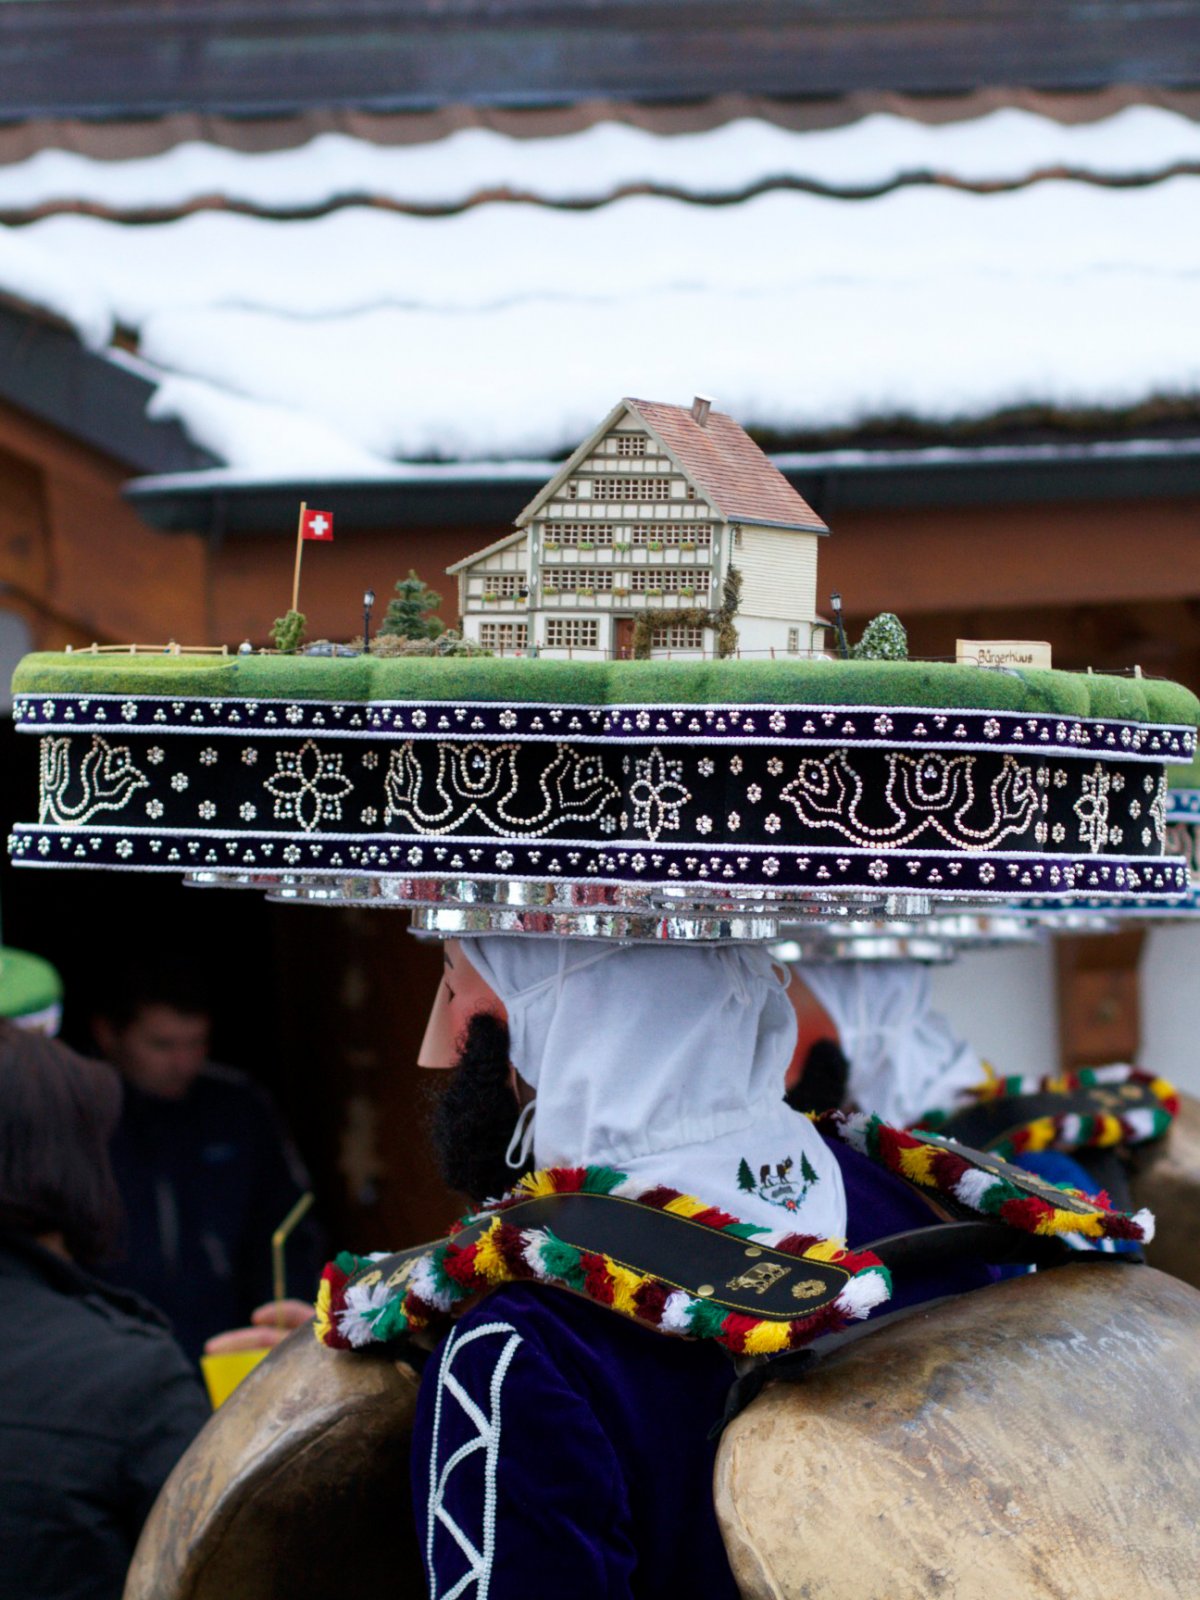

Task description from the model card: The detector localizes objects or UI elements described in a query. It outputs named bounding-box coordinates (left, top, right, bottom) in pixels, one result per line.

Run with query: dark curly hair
left=0, top=1023, right=123, bottom=1264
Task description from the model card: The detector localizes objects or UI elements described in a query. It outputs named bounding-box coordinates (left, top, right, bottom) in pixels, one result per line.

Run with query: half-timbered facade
left=449, top=396, right=829, bottom=658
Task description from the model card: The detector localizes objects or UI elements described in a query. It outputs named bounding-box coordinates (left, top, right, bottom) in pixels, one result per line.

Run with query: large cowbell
left=127, top=1263, right=1200, bottom=1599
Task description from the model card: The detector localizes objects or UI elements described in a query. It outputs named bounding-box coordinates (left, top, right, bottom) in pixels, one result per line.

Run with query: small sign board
left=957, top=639, right=1053, bottom=670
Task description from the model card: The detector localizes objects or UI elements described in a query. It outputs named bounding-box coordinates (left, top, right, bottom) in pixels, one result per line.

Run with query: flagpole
left=291, top=501, right=306, bottom=613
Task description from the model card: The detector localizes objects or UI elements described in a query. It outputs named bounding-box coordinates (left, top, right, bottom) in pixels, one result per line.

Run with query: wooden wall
left=0, top=404, right=208, bottom=649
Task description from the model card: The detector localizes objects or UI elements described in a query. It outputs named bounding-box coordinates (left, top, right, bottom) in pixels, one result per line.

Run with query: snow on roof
left=0, top=104, right=1196, bottom=475
left=0, top=225, right=110, bottom=346
left=0, top=106, right=1197, bottom=218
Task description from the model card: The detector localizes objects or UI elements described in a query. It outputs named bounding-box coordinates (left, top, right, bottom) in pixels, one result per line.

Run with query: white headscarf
left=799, top=961, right=986, bottom=1128
left=459, top=938, right=847, bottom=1240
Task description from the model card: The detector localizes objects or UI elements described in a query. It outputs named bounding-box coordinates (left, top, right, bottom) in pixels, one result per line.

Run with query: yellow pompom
left=608, top=1262, right=648, bottom=1317
left=472, top=1218, right=511, bottom=1285
left=741, top=1320, right=793, bottom=1355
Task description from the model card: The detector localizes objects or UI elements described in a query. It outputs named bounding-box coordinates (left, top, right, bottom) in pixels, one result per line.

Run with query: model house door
left=615, top=618, right=636, bottom=658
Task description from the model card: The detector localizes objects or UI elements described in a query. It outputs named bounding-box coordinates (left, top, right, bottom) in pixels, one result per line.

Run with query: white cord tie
left=505, top=1100, right=536, bottom=1170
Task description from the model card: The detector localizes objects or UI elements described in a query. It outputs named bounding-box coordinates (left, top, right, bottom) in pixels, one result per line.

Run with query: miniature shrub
left=852, top=613, right=909, bottom=661
left=271, top=610, right=307, bottom=653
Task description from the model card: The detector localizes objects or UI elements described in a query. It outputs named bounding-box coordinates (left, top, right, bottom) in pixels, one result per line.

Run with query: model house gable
left=458, top=396, right=828, bottom=659
left=447, top=529, right=531, bottom=647
left=518, top=402, right=721, bottom=549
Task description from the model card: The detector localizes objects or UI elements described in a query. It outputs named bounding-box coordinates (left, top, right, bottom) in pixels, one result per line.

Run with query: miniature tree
left=378, top=571, right=444, bottom=641
left=272, top=610, right=307, bottom=653
left=852, top=612, right=908, bottom=661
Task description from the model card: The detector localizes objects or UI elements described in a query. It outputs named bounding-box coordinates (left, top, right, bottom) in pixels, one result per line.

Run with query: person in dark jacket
left=91, top=967, right=323, bottom=1362
left=0, top=1023, right=209, bottom=1600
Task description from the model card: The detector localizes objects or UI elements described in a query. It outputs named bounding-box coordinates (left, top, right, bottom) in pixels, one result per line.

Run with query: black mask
left=427, top=1012, right=526, bottom=1204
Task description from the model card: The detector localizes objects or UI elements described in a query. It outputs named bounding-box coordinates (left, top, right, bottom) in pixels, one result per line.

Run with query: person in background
left=91, top=966, right=323, bottom=1363
left=0, top=1023, right=209, bottom=1600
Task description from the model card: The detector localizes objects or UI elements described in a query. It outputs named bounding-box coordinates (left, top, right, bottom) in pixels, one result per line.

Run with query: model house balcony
left=539, top=542, right=713, bottom=565
left=539, top=590, right=605, bottom=607
left=540, top=542, right=606, bottom=563
left=538, top=589, right=705, bottom=609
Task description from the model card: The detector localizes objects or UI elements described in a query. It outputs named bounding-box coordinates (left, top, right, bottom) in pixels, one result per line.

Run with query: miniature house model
left=449, top=396, right=829, bottom=659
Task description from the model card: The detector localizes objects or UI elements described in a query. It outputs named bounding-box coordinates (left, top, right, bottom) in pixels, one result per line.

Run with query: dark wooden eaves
left=1, top=2, right=1199, bottom=122
left=0, top=302, right=218, bottom=474
left=124, top=440, right=1200, bottom=537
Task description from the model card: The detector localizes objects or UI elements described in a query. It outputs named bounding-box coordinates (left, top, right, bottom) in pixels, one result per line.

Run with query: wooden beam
left=1, top=1, right=1198, bottom=119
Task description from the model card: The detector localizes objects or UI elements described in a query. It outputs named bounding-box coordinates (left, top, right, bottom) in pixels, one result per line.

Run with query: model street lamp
left=363, top=588, right=376, bottom=655
left=830, top=591, right=850, bottom=660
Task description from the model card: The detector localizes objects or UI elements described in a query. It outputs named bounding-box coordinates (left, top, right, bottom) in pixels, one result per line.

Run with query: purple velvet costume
left=412, top=1140, right=996, bottom=1598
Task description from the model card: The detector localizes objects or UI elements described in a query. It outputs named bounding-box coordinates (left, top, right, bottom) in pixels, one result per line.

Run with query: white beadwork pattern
left=780, top=749, right=1040, bottom=850
left=263, top=740, right=354, bottom=831
left=39, top=734, right=149, bottom=826
left=426, top=1320, right=524, bottom=1600
left=385, top=741, right=619, bottom=836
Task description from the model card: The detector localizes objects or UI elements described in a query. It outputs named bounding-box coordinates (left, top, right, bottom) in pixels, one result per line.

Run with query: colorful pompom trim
left=914, top=1064, right=1178, bottom=1160
left=818, top=1109, right=1155, bottom=1246
left=315, top=1164, right=891, bottom=1358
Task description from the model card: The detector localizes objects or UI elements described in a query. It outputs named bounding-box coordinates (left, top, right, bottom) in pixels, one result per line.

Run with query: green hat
left=0, top=946, right=63, bottom=1034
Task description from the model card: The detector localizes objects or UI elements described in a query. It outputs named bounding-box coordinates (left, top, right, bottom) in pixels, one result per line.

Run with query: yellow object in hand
left=200, top=1346, right=269, bottom=1408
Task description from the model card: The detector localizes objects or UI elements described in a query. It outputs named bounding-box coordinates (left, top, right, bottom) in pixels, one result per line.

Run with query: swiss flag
left=301, top=508, right=334, bottom=542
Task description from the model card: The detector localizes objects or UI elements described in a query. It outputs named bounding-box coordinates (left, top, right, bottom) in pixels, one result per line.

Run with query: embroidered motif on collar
left=736, top=1154, right=820, bottom=1212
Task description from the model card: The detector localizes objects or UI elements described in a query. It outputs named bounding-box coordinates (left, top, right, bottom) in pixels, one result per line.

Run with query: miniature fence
left=65, top=643, right=232, bottom=657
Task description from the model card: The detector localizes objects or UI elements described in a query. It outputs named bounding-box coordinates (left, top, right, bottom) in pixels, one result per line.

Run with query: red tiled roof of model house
left=628, top=398, right=828, bottom=533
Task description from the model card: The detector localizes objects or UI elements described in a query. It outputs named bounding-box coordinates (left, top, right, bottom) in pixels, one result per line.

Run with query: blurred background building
left=0, top=0, right=1197, bottom=1248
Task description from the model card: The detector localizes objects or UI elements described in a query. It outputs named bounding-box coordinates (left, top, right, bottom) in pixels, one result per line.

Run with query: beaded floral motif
left=780, top=749, right=1038, bottom=851
left=1150, top=775, right=1169, bottom=844
left=264, top=741, right=354, bottom=831
left=1074, top=763, right=1113, bottom=855
left=38, top=735, right=149, bottom=826
left=629, top=748, right=690, bottom=842
left=384, top=741, right=620, bottom=837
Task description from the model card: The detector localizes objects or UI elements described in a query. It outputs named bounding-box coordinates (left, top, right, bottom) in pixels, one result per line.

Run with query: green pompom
left=686, top=1297, right=731, bottom=1339
left=373, top=1298, right=411, bottom=1343
left=538, top=1230, right=588, bottom=1291
left=580, top=1166, right=628, bottom=1194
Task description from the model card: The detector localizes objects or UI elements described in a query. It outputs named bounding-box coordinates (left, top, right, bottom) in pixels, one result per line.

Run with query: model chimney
left=691, top=394, right=713, bottom=427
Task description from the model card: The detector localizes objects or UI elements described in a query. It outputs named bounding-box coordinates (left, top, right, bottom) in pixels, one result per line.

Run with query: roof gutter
left=124, top=439, right=1200, bottom=538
